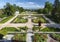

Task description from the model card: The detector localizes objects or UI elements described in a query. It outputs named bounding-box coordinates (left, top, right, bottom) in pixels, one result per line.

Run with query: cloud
left=0, top=1, right=44, bottom=9
left=28, top=2, right=35, bottom=5
left=16, top=2, right=44, bottom=9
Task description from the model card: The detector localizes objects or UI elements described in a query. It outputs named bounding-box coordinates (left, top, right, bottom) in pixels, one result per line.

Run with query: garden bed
left=12, top=34, right=26, bottom=42
left=0, top=26, right=28, bottom=35
left=12, top=16, right=28, bottom=23
left=0, top=27, right=18, bottom=35
left=32, top=33, right=47, bottom=42
left=18, top=26, right=28, bottom=32
left=32, top=16, right=48, bottom=23
left=50, top=34, right=60, bottom=42
left=41, top=27, right=60, bottom=32
left=0, top=16, right=13, bottom=23
left=32, top=26, right=60, bottom=32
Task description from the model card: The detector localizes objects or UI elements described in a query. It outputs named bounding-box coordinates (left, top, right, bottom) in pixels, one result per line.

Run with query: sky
left=0, top=0, right=54, bottom=9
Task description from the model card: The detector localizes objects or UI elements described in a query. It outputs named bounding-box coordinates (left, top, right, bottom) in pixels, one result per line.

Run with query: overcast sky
left=0, top=0, right=54, bottom=9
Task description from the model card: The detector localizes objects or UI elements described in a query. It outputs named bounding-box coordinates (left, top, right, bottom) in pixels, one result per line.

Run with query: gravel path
left=0, top=14, right=18, bottom=30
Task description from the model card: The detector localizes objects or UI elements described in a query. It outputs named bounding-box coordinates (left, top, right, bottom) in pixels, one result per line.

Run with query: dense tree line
left=51, top=0, right=60, bottom=23
left=3, top=3, right=24, bottom=16
left=37, top=1, right=53, bottom=14
left=37, top=0, right=60, bottom=15
left=52, top=0, right=60, bottom=16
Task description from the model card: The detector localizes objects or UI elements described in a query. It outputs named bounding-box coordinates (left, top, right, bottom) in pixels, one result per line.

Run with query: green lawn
left=32, top=16, right=48, bottom=23
left=33, top=34, right=47, bottom=42
left=12, top=34, right=26, bottom=42
left=0, top=16, right=13, bottom=23
left=12, top=16, right=28, bottom=23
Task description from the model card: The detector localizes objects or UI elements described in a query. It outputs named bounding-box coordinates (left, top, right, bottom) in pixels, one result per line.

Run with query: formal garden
left=0, top=0, right=60, bottom=42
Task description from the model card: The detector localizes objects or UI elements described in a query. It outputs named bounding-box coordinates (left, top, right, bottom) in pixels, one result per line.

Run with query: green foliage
left=43, top=1, right=53, bottom=14
left=50, top=34, right=60, bottom=41
left=32, top=26, right=41, bottom=31
left=33, top=34, right=47, bottom=42
left=46, top=15, right=60, bottom=23
left=1, top=27, right=18, bottom=32
left=12, top=16, right=28, bottom=23
left=32, top=16, right=48, bottom=23
left=49, top=0, right=60, bottom=23
left=16, top=6, right=25, bottom=13
left=0, top=27, right=18, bottom=35
left=3, top=3, right=24, bottom=16
left=0, top=30, right=7, bottom=35
left=36, top=1, right=53, bottom=14
left=37, top=9, right=43, bottom=14
left=0, top=16, right=13, bottom=23
left=18, top=26, right=28, bottom=31
left=41, top=27, right=60, bottom=32
left=12, top=34, right=26, bottom=42
left=43, top=8, right=48, bottom=14
left=3, top=3, right=16, bottom=16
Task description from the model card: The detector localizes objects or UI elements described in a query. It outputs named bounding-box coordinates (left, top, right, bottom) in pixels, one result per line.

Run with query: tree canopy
left=3, top=3, right=24, bottom=16
left=36, top=1, right=53, bottom=14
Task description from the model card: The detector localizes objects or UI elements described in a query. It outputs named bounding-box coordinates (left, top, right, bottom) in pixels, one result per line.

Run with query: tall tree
left=37, top=9, right=43, bottom=14
left=17, top=6, right=24, bottom=13
left=44, top=1, right=53, bottom=14
left=52, top=0, right=60, bottom=15
left=43, top=8, right=48, bottom=14
left=51, top=0, right=60, bottom=23
left=3, top=3, right=16, bottom=16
